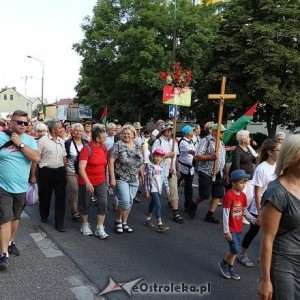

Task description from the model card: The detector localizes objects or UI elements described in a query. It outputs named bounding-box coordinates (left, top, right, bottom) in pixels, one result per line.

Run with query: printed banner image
left=162, top=86, right=192, bottom=107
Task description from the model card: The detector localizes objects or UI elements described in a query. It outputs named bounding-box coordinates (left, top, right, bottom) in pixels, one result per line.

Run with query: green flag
left=223, top=101, right=259, bottom=145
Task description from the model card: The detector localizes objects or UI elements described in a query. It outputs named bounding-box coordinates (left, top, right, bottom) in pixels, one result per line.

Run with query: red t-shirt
left=77, top=142, right=107, bottom=185
left=223, top=189, right=247, bottom=233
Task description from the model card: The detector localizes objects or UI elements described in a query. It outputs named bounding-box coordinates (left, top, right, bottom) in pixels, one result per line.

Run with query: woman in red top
left=78, top=127, right=109, bottom=239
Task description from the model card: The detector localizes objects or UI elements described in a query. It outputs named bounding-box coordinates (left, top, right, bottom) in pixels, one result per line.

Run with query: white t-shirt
left=150, top=164, right=163, bottom=193
left=178, top=137, right=195, bottom=175
left=66, top=142, right=83, bottom=173
left=151, top=129, right=159, bottom=137
left=248, top=161, right=276, bottom=215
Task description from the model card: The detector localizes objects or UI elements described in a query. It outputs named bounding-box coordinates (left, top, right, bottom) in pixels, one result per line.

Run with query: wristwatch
left=18, top=143, right=25, bottom=149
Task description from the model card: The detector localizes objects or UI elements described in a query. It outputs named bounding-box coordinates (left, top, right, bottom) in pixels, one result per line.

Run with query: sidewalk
left=0, top=212, right=101, bottom=300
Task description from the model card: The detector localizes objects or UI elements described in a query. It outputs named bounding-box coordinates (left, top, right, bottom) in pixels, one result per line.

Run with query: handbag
left=26, top=183, right=39, bottom=206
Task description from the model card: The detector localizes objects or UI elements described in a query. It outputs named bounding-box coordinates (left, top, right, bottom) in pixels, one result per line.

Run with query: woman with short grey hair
left=229, top=130, right=257, bottom=222
left=275, top=131, right=286, bottom=143
left=65, top=122, right=88, bottom=222
left=34, top=122, right=48, bottom=139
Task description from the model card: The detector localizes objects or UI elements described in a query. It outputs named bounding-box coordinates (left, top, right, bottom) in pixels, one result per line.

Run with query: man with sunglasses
left=0, top=110, right=40, bottom=270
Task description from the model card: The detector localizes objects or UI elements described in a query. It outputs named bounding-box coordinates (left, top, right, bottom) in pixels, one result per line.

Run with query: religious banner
left=162, top=86, right=192, bottom=107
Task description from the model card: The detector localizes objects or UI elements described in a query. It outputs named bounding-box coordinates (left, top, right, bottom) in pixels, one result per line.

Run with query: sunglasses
left=13, top=120, right=29, bottom=126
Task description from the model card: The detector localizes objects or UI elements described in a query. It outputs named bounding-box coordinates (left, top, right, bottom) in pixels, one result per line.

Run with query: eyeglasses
left=272, top=149, right=280, bottom=152
left=13, top=120, right=29, bottom=126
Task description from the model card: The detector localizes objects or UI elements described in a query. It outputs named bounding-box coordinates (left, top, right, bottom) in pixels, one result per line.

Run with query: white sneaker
left=80, top=224, right=93, bottom=236
left=95, top=226, right=109, bottom=239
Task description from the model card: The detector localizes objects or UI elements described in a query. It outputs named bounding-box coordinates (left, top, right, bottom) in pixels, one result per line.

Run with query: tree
left=207, top=0, right=300, bottom=137
left=73, top=0, right=219, bottom=124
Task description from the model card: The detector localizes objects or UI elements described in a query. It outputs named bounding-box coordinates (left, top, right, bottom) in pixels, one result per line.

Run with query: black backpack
left=65, top=138, right=90, bottom=174
left=0, top=130, right=14, bottom=150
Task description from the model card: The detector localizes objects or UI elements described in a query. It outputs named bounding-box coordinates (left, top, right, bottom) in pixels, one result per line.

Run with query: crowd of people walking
left=1, top=112, right=300, bottom=300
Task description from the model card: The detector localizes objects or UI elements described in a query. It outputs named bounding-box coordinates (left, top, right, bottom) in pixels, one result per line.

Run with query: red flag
left=99, top=107, right=108, bottom=123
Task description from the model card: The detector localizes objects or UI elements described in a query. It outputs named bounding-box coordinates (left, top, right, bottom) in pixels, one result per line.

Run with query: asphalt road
left=25, top=184, right=260, bottom=300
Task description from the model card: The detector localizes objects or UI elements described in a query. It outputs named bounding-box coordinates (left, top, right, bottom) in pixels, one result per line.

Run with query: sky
left=0, top=0, right=97, bottom=104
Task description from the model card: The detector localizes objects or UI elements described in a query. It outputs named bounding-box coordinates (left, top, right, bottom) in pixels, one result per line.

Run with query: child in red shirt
left=218, top=170, right=256, bottom=280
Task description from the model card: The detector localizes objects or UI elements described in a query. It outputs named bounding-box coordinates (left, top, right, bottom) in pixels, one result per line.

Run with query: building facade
left=0, top=87, right=32, bottom=117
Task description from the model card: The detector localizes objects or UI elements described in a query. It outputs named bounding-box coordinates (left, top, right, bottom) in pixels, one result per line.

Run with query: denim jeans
left=228, top=231, right=243, bottom=255
left=147, top=192, right=162, bottom=219
left=115, top=180, right=139, bottom=210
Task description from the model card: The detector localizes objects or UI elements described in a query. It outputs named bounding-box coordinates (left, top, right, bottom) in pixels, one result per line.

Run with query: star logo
left=99, top=277, right=143, bottom=296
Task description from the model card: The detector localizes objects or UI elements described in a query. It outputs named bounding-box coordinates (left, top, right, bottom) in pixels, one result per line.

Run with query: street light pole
left=27, top=55, right=44, bottom=111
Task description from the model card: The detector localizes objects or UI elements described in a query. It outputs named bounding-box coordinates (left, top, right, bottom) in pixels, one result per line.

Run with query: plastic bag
left=26, top=183, right=39, bottom=206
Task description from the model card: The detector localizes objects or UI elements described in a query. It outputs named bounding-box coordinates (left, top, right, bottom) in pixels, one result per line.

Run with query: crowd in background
left=1, top=113, right=300, bottom=300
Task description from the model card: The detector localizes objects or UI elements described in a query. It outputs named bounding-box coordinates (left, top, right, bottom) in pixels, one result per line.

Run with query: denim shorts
left=228, top=231, right=243, bottom=255
left=0, top=187, right=26, bottom=223
left=115, top=180, right=139, bottom=210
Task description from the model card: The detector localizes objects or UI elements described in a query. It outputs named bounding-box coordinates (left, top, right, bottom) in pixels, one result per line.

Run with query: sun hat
left=152, top=148, right=165, bottom=156
left=133, top=122, right=143, bottom=130
left=230, top=170, right=250, bottom=182
left=212, top=123, right=227, bottom=132
left=161, top=123, right=173, bottom=132
left=182, top=125, right=195, bottom=135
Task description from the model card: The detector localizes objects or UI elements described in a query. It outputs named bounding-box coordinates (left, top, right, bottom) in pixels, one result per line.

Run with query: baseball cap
left=212, top=124, right=227, bottom=132
left=152, top=148, right=165, bottom=156
left=230, top=170, right=250, bottom=182
left=181, top=125, right=195, bottom=135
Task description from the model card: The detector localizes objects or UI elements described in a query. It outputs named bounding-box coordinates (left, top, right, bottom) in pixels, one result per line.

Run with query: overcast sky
left=0, top=0, right=97, bottom=103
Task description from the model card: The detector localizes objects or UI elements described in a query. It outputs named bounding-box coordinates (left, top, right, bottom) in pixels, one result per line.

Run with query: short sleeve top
left=262, top=179, right=300, bottom=255
left=109, top=140, right=143, bottom=182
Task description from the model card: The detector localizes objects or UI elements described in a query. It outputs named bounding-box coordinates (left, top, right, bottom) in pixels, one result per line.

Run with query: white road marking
left=30, top=232, right=64, bottom=258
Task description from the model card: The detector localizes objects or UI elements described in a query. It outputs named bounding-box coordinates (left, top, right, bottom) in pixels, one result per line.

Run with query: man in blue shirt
left=0, top=110, right=40, bottom=270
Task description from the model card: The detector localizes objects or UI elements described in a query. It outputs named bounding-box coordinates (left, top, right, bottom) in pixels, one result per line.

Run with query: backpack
left=177, top=138, right=197, bottom=168
left=74, top=143, right=92, bottom=174
left=0, top=130, right=14, bottom=150
left=65, top=138, right=90, bottom=174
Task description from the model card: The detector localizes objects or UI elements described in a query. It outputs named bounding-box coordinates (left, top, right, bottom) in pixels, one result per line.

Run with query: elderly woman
left=108, top=125, right=144, bottom=233
left=77, top=127, right=109, bottom=239
left=65, top=123, right=88, bottom=222
left=34, top=122, right=48, bottom=140
left=229, top=130, right=257, bottom=209
left=274, top=131, right=286, bottom=143
left=258, top=135, right=300, bottom=300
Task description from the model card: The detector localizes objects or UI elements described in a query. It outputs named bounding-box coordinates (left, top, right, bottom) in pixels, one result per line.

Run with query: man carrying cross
left=189, top=124, right=229, bottom=223
left=189, top=77, right=235, bottom=223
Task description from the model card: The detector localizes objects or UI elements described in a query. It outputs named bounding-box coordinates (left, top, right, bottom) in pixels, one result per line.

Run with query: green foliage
left=73, top=0, right=219, bottom=123
left=207, top=0, right=300, bottom=137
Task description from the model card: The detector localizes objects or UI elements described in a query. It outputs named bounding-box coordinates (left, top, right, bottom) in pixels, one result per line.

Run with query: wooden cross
left=208, top=77, right=236, bottom=181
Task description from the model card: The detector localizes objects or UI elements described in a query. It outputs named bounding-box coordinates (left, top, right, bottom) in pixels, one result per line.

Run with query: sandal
left=122, top=223, right=134, bottom=233
left=115, top=221, right=123, bottom=234
left=173, top=214, right=184, bottom=223
left=72, top=211, right=81, bottom=222
left=238, top=254, right=254, bottom=267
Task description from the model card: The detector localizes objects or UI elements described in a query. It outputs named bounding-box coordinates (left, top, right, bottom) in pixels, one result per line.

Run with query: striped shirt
left=38, top=133, right=67, bottom=168
left=195, top=135, right=226, bottom=177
